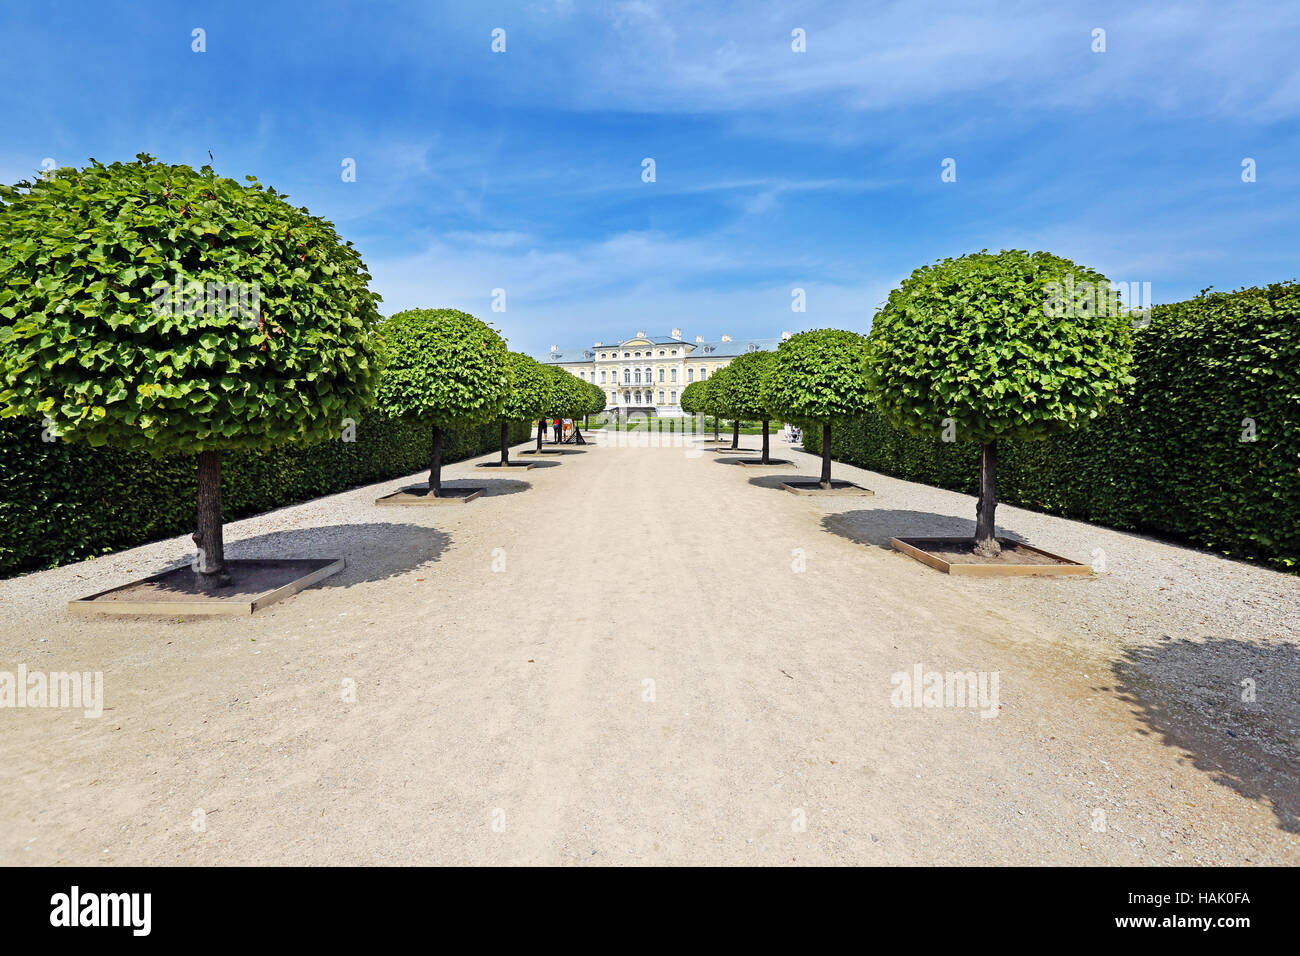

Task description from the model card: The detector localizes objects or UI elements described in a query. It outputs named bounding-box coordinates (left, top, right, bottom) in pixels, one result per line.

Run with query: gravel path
left=0, top=430, right=1296, bottom=865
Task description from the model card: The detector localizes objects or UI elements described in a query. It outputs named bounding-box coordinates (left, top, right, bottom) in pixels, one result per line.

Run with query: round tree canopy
left=374, top=308, right=508, bottom=428
left=0, top=155, right=382, bottom=453
left=867, top=249, right=1135, bottom=442
left=585, top=380, right=606, bottom=416
left=679, top=380, right=707, bottom=416
left=533, top=365, right=567, bottom=419
left=712, top=349, right=775, bottom=421
left=548, top=369, right=590, bottom=419
left=701, top=365, right=732, bottom=417
left=761, top=328, right=872, bottom=425
left=500, top=351, right=549, bottom=423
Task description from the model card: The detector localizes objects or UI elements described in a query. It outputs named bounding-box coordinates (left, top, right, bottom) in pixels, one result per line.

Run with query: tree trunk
left=820, top=422, right=833, bottom=489
left=761, top=420, right=770, bottom=464
left=500, top=420, right=510, bottom=466
left=193, top=450, right=231, bottom=588
left=730, top=419, right=740, bottom=450
left=536, top=419, right=545, bottom=452
left=713, top=416, right=719, bottom=442
left=974, top=441, right=1001, bottom=557
left=429, top=424, right=444, bottom=497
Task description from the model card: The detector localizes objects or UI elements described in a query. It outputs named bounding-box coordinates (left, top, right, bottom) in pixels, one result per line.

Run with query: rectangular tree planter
left=475, top=461, right=536, bottom=470
left=890, top=536, right=1090, bottom=577
left=68, top=558, right=345, bottom=616
left=781, top=479, right=874, bottom=496
left=736, top=458, right=794, bottom=467
left=519, top=448, right=567, bottom=455
left=375, top=487, right=482, bottom=505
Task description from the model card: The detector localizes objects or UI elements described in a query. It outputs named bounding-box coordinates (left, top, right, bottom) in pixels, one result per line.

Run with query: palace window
left=700, top=368, right=708, bottom=380
left=623, top=369, right=631, bottom=384
left=669, top=368, right=677, bottom=383
left=634, top=351, right=641, bottom=358
left=600, top=370, right=607, bottom=383
left=687, top=368, right=694, bottom=382
left=658, top=368, right=665, bottom=382
left=659, top=391, right=665, bottom=403
left=671, top=350, right=677, bottom=356
left=658, top=350, right=665, bottom=357
left=670, top=391, right=676, bottom=403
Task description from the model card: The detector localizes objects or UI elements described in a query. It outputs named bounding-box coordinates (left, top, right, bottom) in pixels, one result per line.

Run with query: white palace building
left=537, top=328, right=791, bottom=417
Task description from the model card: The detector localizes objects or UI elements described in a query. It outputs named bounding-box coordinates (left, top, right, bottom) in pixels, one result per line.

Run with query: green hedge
left=805, top=282, right=1299, bottom=570
left=0, top=416, right=530, bottom=576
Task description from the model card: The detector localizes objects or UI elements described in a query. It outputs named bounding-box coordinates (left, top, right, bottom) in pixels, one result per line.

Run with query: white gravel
left=0, top=432, right=1295, bottom=865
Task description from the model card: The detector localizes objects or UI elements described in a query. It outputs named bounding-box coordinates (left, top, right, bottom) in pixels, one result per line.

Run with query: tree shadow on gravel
left=747, top=474, right=811, bottom=491
left=1108, top=637, right=1300, bottom=833
left=393, top=477, right=533, bottom=498
left=820, top=509, right=1030, bottom=550
left=218, top=522, right=451, bottom=588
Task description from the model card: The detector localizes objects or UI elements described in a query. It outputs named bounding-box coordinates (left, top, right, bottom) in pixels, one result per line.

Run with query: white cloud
left=367, top=226, right=894, bottom=353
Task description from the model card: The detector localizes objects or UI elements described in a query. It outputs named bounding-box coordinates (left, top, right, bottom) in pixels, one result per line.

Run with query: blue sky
left=2, top=0, right=1297, bottom=355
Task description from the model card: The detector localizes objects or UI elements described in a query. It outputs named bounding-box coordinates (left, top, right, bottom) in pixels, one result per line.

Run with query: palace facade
left=537, top=328, right=790, bottom=416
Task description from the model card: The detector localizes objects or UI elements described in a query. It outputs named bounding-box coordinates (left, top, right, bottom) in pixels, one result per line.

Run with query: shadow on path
left=820, top=509, right=1029, bottom=549
left=221, top=522, right=452, bottom=588
left=395, top=478, right=533, bottom=498
left=1108, top=637, right=1300, bottom=833
left=747, top=474, right=810, bottom=491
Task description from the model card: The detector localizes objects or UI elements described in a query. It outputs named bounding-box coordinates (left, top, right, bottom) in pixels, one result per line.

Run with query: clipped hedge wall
left=0, top=416, right=530, bottom=576
left=806, top=282, right=1299, bottom=570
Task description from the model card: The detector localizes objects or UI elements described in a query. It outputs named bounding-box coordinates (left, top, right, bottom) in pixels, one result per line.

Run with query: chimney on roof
left=695, top=335, right=704, bottom=343
left=720, top=334, right=732, bottom=342
left=550, top=344, right=558, bottom=353
left=781, top=330, right=792, bottom=341
left=670, top=328, right=681, bottom=340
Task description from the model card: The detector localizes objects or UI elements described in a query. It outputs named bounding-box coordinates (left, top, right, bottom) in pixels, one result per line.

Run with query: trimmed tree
left=553, top=371, right=591, bottom=444
left=706, top=364, right=745, bottom=449
left=497, top=351, right=548, bottom=465
left=374, top=308, right=508, bottom=496
left=532, top=365, right=568, bottom=451
left=0, top=155, right=381, bottom=587
left=714, top=349, right=777, bottom=462
left=762, top=329, right=873, bottom=489
left=680, top=379, right=707, bottom=435
left=701, top=370, right=729, bottom=442
left=867, top=249, right=1135, bottom=556
left=583, top=380, right=606, bottom=432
